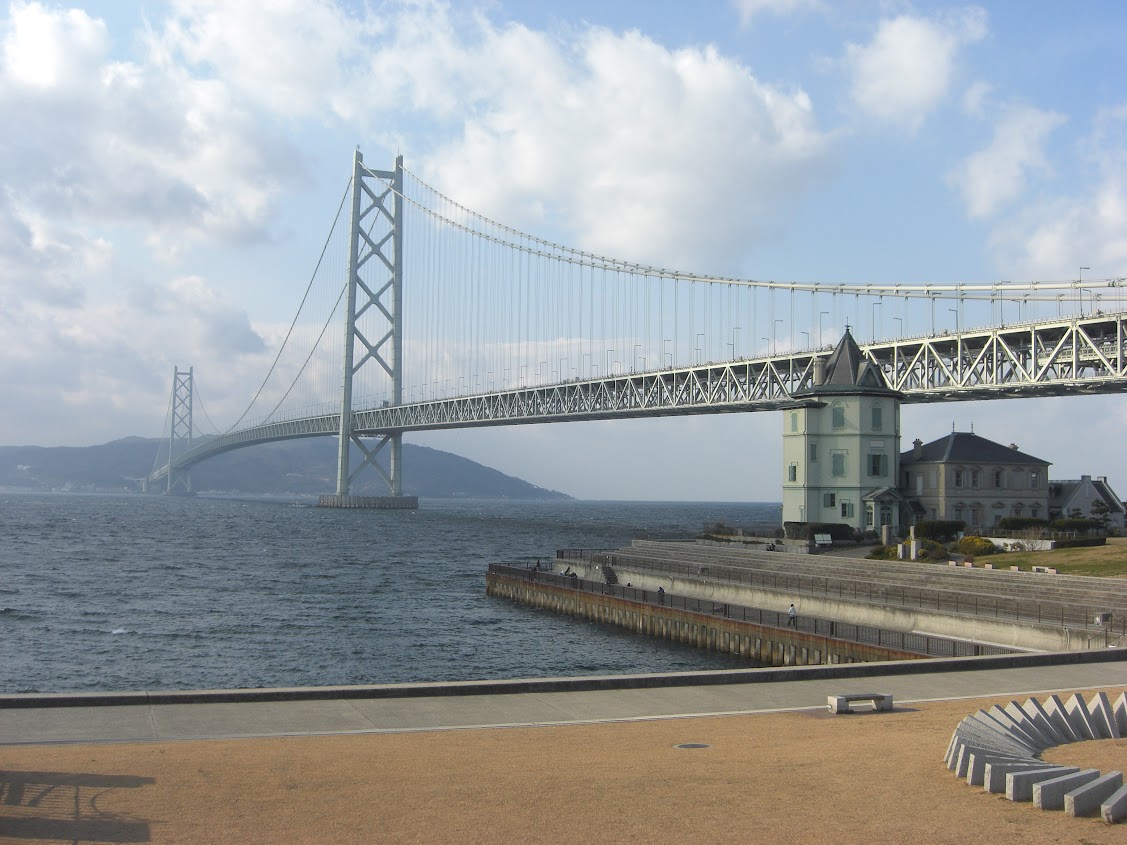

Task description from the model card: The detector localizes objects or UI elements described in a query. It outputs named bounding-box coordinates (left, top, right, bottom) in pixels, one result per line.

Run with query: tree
left=1091, top=498, right=1111, bottom=531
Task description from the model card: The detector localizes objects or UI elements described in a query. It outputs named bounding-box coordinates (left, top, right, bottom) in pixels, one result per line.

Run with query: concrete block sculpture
left=944, top=691, right=1126, bottom=824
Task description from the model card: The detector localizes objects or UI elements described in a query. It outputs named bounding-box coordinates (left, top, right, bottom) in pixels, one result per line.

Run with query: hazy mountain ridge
left=0, top=437, right=571, bottom=500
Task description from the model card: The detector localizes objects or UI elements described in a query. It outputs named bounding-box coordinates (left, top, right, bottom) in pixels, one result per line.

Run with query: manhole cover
left=674, top=743, right=711, bottom=749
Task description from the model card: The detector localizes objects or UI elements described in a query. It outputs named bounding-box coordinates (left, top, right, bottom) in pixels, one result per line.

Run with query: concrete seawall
left=486, top=568, right=924, bottom=667
left=566, top=558, right=1090, bottom=652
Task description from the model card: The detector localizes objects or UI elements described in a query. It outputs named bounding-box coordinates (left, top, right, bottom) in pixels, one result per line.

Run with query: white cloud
left=961, top=79, right=993, bottom=117
left=948, top=103, right=1065, bottom=219
left=394, top=18, right=834, bottom=270
left=989, top=104, right=1127, bottom=282
left=845, top=7, right=987, bottom=133
left=158, top=0, right=367, bottom=119
left=731, top=0, right=823, bottom=27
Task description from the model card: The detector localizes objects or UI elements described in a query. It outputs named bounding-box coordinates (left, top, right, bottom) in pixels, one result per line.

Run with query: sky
left=2, top=0, right=1126, bottom=501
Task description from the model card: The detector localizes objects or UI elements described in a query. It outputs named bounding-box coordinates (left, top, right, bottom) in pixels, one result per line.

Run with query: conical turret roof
left=799, top=328, right=899, bottom=397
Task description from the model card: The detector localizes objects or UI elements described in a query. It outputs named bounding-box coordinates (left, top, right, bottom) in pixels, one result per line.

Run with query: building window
left=929, top=471, right=937, bottom=489
left=970, top=506, right=981, bottom=527
left=994, top=469, right=1003, bottom=488
left=971, top=469, right=980, bottom=488
left=916, top=474, right=923, bottom=495
left=832, top=452, right=846, bottom=477
left=880, top=505, right=892, bottom=526
left=866, top=505, right=874, bottom=527
left=954, top=469, right=964, bottom=488
left=954, top=506, right=964, bottom=521
left=823, top=492, right=836, bottom=508
left=1030, top=470, right=1041, bottom=489
left=1012, top=504, right=1023, bottom=517
left=790, top=412, right=798, bottom=433
left=832, top=402, right=845, bottom=430
left=788, top=463, right=797, bottom=482
left=841, top=501, right=854, bottom=518
left=871, top=403, right=883, bottom=431
left=809, top=442, right=818, bottom=462
left=868, top=453, right=888, bottom=477
left=1031, top=505, right=1040, bottom=518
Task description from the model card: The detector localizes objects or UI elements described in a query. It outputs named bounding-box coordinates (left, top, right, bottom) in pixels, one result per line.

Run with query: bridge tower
left=323, top=149, right=416, bottom=509
left=166, top=366, right=194, bottom=495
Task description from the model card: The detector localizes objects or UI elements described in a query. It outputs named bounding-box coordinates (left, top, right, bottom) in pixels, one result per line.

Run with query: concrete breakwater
left=486, top=565, right=934, bottom=667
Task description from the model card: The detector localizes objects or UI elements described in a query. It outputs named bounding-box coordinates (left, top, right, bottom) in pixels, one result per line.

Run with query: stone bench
left=828, top=693, right=894, bottom=714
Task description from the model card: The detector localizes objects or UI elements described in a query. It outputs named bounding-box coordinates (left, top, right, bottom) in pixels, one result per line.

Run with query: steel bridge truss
left=166, top=312, right=1127, bottom=473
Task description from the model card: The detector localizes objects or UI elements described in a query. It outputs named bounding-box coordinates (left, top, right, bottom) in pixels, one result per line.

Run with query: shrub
left=783, top=521, right=855, bottom=542
left=1054, top=536, right=1107, bottom=549
left=914, top=520, right=965, bottom=542
left=1050, top=517, right=1102, bottom=534
left=958, top=536, right=997, bottom=557
left=998, top=516, right=1049, bottom=532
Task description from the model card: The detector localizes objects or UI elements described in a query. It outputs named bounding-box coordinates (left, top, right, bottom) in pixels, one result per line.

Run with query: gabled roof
left=862, top=486, right=906, bottom=502
left=1048, top=477, right=1126, bottom=513
left=900, top=431, right=1050, bottom=467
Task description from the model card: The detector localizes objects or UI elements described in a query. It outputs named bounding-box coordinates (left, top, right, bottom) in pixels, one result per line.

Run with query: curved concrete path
left=4, top=653, right=1126, bottom=745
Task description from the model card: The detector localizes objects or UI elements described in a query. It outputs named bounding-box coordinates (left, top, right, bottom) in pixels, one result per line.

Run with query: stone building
left=897, top=432, right=1050, bottom=530
left=782, top=329, right=904, bottom=534
left=1048, top=475, right=1126, bottom=530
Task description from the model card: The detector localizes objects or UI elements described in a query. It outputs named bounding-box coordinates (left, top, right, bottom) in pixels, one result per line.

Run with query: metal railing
left=554, top=548, right=1126, bottom=639
left=489, top=564, right=1012, bottom=659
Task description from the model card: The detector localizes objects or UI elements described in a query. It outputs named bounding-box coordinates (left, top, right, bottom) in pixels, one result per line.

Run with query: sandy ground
left=1, top=690, right=1125, bottom=845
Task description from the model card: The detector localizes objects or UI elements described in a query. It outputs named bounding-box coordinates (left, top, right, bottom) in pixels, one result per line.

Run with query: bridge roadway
left=564, top=540, right=1127, bottom=648
left=153, top=311, right=1127, bottom=479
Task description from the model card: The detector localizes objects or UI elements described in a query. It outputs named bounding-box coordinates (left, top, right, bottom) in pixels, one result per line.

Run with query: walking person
left=787, top=603, right=797, bottom=627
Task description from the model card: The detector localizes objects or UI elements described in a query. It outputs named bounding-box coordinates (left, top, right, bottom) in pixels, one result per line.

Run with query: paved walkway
left=5, top=656, right=1126, bottom=745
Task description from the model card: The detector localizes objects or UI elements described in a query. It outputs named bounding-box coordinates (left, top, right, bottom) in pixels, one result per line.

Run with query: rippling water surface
left=0, top=493, right=780, bottom=693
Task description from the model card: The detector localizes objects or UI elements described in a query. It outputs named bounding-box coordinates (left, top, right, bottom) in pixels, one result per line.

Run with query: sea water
left=0, top=493, right=780, bottom=693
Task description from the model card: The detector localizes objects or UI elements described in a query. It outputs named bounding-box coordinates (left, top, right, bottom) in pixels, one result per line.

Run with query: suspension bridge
left=149, top=150, right=1127, bottom=505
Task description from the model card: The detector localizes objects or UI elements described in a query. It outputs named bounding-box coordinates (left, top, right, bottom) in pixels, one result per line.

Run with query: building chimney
left=1009, top=443, right=1019, bottom=450
left=813, top=355, right=826, bottom=385
left=912, top=438, right=923, bottom=458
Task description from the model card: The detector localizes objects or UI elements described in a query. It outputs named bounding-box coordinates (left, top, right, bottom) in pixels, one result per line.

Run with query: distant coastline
left=0, top=437, right=572, bottom=501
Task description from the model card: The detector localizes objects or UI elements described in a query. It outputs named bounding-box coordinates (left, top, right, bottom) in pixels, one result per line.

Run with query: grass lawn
left=979, top=536, right=1127, bottom=577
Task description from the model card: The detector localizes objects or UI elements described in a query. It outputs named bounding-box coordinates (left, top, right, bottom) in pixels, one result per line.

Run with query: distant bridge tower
left=167, top=366, right=193, bottom=495
left=324, top=149, right=416, bottom=509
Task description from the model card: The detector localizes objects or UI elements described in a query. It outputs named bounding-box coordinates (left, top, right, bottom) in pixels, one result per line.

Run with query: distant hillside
left=0, top=437, right=571, bottom=500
